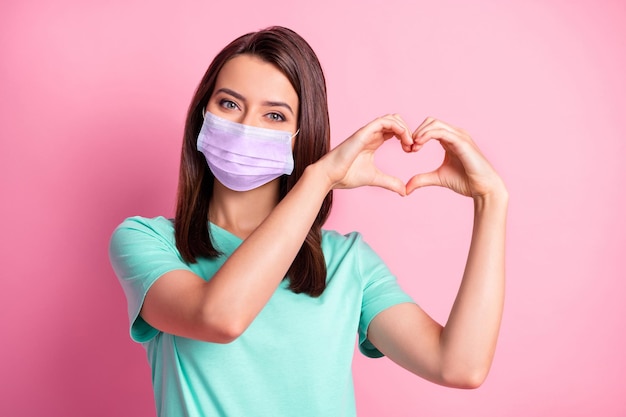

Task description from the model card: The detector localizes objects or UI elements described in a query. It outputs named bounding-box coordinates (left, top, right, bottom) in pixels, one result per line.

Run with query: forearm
left=200, top=164, right=332, bottom=336
left=439, top=188, right=508, bottom=385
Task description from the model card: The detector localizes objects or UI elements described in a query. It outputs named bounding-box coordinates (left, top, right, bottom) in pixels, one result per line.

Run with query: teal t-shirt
left=109, top=216, right=414, bottom=417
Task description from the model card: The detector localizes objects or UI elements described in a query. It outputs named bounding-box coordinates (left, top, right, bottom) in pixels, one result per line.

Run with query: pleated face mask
left=197, top=111, right=298, bottom=192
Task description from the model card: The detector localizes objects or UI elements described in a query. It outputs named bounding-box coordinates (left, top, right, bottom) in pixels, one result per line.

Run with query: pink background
left=2, top=0, right=625, bottom=416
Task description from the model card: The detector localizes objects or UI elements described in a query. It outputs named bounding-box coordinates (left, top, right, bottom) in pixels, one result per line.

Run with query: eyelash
left=266, top=112, right=286, bottom=122
left=218, top=99, right=286, bottom=122
left=219, top=99, right=239, bottom=110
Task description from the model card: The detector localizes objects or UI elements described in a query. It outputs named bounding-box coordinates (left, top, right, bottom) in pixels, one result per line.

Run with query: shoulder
left=109, top=216, right=176, bottom=256
left=321, top=229, right=376, bottom=267
left=111, top=216, right=174, bottom=240
left=322, top=228, right=394, bottom=283
left=113, top=215, right=174, bottom=234
left=321, top=229, right=363, bottom=252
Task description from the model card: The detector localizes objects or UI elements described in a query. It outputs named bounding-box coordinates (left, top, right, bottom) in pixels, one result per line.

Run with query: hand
left=406, top=118, right=506, bottom=199
left=318, top=114, right=413, bottom=196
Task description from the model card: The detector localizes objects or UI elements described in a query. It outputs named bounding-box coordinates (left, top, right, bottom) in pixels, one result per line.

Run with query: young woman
left=110, top=26, right=508, bottom=416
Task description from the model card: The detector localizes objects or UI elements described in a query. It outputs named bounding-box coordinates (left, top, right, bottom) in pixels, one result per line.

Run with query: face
left=206, top=54, right=299, bottom=134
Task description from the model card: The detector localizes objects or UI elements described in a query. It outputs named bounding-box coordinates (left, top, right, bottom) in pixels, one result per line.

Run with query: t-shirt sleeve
left=108, top=216, right=193, bottom=343
left=355, top=234, right=415, bottom=358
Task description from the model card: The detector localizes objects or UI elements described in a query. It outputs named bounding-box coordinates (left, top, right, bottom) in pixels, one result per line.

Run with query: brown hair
left=174, top=26, right=333, bottom=297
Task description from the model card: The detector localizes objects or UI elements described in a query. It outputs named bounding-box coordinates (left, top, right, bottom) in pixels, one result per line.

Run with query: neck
left=209, top=179, right=281, bottom=239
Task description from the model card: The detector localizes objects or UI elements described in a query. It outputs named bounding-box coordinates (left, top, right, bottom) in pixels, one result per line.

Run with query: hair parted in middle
left=174, top=26, right=333, bottom=297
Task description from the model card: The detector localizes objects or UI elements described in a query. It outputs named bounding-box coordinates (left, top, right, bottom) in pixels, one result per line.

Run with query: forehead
left=214, top=54, right=298, bottom=106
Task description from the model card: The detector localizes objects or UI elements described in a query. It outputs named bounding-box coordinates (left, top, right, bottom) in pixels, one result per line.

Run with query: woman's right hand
left=317, top=114, right=413, bottom=196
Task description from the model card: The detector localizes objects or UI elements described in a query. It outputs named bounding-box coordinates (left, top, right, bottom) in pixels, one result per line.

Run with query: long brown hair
left=175, top=26, right=333, bottom=297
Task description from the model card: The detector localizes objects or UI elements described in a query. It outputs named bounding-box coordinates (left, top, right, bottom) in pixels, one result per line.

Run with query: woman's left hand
left=406, top=117, right=506, bottom=199
left=368, top=118, right=508, bottom=389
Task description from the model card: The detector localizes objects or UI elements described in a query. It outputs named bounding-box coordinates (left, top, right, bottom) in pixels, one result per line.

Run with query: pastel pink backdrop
left=1, top=1, right=624, bottom=416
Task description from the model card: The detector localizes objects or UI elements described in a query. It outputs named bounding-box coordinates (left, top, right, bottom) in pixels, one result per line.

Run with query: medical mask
left=197, top=111, right=298, bottom=192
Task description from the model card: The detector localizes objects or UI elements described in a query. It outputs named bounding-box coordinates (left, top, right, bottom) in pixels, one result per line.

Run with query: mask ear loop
left=201, top=107, right=206, bottom=119
left=291, top=129, right=300, bottom=138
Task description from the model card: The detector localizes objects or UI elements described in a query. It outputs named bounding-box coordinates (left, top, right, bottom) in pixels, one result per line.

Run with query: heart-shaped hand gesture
left=320, top=115, right=506, bottom=199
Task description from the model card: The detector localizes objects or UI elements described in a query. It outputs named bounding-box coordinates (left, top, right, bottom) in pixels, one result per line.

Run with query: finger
left=405, top=171, right=441, bottom=195
left=411, top=116, right=438, bottom=139
left=372, top=172, right=407, bottom=197
left=388, top=114, right=414, bottom=151
left=369, top=115, right=411, bottom=144
left=414, top=127, right=471, bottom=155
left=412, top=118, right=459, bottom=143
left=410, top=117, right=441, bottom=152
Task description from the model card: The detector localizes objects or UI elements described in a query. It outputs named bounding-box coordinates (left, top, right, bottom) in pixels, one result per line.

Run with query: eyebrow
left=215, top=88, right=295, bottom=116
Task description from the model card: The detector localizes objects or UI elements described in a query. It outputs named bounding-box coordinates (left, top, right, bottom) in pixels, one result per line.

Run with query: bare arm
left=141, top=165, right=333, bottom=342
left=368, top=118, right=508, bottom=388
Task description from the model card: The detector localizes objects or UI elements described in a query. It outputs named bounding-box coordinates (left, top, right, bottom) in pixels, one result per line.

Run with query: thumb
left=406, top=171, right=440, bottom=195
left=373, top=173, right=407, bottom=197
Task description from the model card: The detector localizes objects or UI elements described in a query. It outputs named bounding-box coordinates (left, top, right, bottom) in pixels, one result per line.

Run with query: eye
left=219, top=99, right=239, bottom=110
left=266, top=112, right=285, bottom=122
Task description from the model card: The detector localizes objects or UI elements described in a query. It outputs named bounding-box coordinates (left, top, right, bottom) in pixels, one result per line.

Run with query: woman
left=110, top=26, right=508, bottom=416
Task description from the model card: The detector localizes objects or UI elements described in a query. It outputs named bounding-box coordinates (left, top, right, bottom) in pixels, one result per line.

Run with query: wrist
left=473, top=184, right=509, bottom=213
left=303, top=161, right=335, bottom=194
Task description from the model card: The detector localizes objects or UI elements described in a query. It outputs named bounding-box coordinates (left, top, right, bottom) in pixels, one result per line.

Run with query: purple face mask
left=197, top=111, right=297, bottom=192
